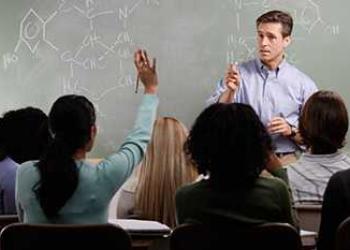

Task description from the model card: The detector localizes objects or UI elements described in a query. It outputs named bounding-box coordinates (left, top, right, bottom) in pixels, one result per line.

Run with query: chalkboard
left=0, top=0, right=349, bottom=156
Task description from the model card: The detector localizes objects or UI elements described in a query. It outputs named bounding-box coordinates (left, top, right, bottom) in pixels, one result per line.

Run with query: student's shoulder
left=176, top=179, right=208, bottom=197
left=0, top=157, right=18, bottom=173
left=342, top=152, right=350, bottom=161
left=258, top=175, right=289, bottom=191
left=322, top=168, right=350, bottom=197
left=18, top=160, right=38, bottom=175
left=329, top=167, right=350, bottom=184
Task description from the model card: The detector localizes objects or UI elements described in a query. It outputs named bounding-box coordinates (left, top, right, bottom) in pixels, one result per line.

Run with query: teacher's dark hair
left=256, top=10, right=293, bottom=37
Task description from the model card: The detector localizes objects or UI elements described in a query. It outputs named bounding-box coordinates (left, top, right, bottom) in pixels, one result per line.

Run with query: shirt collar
left=300, top=151, right=347, bottom=163
left=255, top=57, right=286, bottom=78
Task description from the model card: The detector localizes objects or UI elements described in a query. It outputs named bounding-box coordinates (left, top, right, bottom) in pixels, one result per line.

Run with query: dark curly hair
left=299, top=90, right=348, bottom=154
left=0, top=107, right=48, bottom=163
left=185, top=103, right=273, bottom=189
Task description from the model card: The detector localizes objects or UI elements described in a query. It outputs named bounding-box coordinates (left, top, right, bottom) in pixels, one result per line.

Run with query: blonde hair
left=134, top=117, right=197, bottom=228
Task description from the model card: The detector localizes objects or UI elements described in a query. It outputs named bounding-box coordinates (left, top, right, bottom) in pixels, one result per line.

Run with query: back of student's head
left=135, top=117, right=197, bottom=228
left=36, top=94, right=96, bottom=218
left=299, top=90, right=348, bottom=154
left=185, top=103, right=273, bottom=189
left=0, top=107, right=48, bottom=163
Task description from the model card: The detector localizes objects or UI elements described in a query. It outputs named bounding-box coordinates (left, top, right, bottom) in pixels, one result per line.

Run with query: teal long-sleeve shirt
left=15, top=94, right=158, bottom=224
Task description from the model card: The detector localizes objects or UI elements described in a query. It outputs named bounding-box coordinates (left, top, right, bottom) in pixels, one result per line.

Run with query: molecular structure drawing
left=225, top=0, right=340, bottom=64
left=3, top=0, right=160, bottom=102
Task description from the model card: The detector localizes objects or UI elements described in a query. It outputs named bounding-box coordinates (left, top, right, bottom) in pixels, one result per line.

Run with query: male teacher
left=207, top=10, right=317, bottom=165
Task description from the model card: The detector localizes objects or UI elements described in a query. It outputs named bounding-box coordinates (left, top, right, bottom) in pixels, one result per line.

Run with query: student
left=0, top=107, right=48, bottom=214
left=116, top=117, right=198, bottom=228
left=317, top=169, right=350, bottom=250
left=295, top=92, right=350, bottom=250
left=284, top=91, right=350, bottom=204
left=176, top=103, right=296, bottom=228
left=16, top=49, right=159, bottom=223
left=207, top=10, right=317, bottom=164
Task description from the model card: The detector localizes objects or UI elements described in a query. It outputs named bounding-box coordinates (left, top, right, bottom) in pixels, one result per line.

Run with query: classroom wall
left=0, top=0, right=349, bottom=156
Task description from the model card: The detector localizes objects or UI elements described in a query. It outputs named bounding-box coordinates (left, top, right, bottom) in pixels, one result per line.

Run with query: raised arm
left=96, top=49, right=159, bottom=193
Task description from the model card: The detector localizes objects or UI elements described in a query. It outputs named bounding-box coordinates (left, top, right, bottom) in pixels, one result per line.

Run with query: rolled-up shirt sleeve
left=206, top=79, right=227, bottom=106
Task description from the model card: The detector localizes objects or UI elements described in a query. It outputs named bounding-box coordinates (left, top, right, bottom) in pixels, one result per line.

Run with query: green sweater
left=16, top=94, right=158, bottom=224
left=176, top=176, right=296, bottom=228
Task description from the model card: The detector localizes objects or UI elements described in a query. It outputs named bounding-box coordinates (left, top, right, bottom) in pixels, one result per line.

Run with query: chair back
left=295, top=203, right=321, bottom=232
left=170, top=222, right=302, bottom=250
left=336, top=216, right=350, bottom=250
left=0, top=223, right=131, bottom=250
left=0, top=215, right=18, bottom=231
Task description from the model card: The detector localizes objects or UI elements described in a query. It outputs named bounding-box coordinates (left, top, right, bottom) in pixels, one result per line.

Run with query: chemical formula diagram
left=3, top=0, right=160, bottom=102
left=226, top=0, right=340, bottom=64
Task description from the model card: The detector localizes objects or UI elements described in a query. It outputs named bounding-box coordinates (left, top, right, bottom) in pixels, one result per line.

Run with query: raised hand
left=134, top=49, right=158, bottom=94
left=224, top=63, right=240, bottom=93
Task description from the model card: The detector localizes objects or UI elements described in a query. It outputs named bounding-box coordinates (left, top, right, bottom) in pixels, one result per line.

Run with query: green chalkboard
left=0, top=0, right=348, bottom=156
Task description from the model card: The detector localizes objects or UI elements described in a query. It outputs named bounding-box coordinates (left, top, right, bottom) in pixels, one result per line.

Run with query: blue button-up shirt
left=207, top=58, right=317, bottom=153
